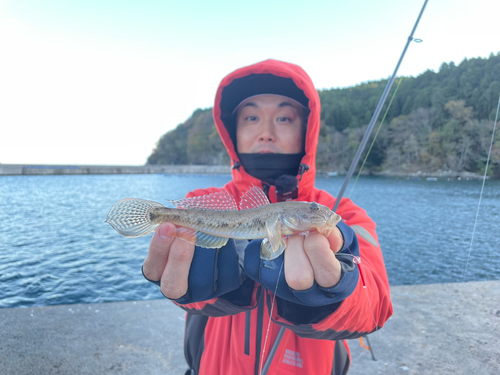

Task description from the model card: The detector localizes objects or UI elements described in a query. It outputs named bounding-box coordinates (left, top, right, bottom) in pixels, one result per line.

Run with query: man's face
left=236, top=94, right=305, bottom=154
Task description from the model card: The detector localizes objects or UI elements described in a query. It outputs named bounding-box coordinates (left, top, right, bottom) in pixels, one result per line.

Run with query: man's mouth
left=253, top=146, right=278, bottom=154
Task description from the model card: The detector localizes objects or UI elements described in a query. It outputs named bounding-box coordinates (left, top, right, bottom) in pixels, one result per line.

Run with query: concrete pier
left=0, top=164, right=231, bottom=176
left=1, top=280, right=499, bottom=375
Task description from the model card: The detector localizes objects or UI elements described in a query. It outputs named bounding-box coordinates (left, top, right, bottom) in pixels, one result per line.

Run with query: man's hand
left=284, top=227, right=344, bottom=291
left=142, top=223, right=195, bottom=299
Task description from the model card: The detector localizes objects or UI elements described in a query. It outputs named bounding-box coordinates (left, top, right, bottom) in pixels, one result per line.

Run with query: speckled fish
left=105, top=186, right=341, bottom=260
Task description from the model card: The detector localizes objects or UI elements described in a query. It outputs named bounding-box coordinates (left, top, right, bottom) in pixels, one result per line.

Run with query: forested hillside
left=147, top=53, right=500, bottom=177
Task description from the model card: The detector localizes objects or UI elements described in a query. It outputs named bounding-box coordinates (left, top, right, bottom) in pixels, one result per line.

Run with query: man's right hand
left=142, top=223, right=195, bottom=299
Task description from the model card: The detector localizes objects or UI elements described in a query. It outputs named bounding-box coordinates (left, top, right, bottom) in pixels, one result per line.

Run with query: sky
left=0, top=0, right=498, bottom=166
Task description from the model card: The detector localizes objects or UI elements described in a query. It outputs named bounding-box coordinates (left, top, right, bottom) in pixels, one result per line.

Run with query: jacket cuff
left=142, top=265, right=161, bottom=287
left=159, top=239, right=244, bottom=305
left=292, top=222, right=359, bottom=305
left=244, top=222, right=359, bottom=307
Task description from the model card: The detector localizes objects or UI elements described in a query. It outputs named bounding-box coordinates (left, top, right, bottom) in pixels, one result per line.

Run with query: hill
left=147, top=53, right=500, bottom=177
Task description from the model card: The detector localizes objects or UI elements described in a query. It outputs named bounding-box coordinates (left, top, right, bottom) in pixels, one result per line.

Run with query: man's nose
left=259, top=120, right=276, bottom=142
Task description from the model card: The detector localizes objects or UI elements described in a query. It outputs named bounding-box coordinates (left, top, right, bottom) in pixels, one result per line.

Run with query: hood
left=213, top=59, right=321, bottom=203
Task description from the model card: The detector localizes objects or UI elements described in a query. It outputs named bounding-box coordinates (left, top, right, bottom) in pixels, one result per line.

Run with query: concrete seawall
left=0, top=164, right=231, bottom=176
left=1, top=280, right=499, bottom=374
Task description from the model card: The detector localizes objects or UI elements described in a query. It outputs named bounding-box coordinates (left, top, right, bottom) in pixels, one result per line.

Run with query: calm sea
left=0, top=174, right=498, bottom=308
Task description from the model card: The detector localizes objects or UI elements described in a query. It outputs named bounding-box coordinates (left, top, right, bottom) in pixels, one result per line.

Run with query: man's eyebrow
left=278, top=102, right=296, bottom=108
left=241, top=102, right=258, bottom=108
left=240, top=101, right=298, bottom=109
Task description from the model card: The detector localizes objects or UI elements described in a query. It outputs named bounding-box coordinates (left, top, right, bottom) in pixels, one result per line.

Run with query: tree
left=146, top=53, right=500, bottom=177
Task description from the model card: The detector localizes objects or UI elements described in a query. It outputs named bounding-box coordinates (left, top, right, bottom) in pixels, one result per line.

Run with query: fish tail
left=106, top=198, right=164, bottom=238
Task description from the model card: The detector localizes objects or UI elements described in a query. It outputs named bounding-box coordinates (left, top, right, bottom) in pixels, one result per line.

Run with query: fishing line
left=462, top=94, right=500, bottom=281
left=348, top=77, right=404, bottom=198
left=259, top=261, right=284, bottom=375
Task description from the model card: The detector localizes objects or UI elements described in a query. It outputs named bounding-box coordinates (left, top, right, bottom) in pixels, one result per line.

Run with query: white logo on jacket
left=282, top=349, right=303, bottom=368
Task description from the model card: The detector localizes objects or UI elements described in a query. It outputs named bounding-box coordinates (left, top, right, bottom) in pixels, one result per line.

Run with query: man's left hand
left=284, top=228, right=343, bottom=290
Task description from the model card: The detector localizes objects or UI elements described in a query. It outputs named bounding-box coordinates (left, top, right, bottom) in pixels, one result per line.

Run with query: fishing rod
left=260, top=1, right=430, bottom=374
left=333, top=0, right=429, bottom=212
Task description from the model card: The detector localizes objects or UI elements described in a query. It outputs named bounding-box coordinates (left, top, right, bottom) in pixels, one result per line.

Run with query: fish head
left=282, top=201, right=341, bottom=237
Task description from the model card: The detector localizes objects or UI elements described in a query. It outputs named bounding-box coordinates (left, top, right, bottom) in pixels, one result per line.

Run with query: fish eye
left=309, top=202, right=319, bottom=211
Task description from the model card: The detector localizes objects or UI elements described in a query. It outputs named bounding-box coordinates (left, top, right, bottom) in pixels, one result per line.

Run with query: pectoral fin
left=260, top=238, right=287, bottom=260
left=260, top=215, right=286, bottom=260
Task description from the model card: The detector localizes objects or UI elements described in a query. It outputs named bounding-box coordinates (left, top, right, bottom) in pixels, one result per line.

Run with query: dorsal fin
left=168, top=190, right=238, bottom=211
left=239, top=186, right=270, bottom=210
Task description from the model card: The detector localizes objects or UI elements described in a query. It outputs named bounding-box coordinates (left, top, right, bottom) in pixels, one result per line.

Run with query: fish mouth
left=327, top=211, right=342, bottom=228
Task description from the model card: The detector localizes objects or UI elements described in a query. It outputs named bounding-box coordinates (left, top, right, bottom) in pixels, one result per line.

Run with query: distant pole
left=333, top=0, right=429, bottom=211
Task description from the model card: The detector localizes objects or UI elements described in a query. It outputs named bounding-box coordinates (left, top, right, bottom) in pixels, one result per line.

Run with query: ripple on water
left=1, top=174, right=499, bottom=307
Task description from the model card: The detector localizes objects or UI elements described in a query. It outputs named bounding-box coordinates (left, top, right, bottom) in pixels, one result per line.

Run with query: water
left=0, top=174, right=498, bottom=308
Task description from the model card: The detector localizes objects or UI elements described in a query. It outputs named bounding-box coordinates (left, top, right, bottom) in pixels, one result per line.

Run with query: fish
left=105, top=186, right=342, bottom=260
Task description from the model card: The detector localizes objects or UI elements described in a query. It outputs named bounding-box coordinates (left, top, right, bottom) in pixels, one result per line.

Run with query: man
left=143, top=59, right=393, bottom=374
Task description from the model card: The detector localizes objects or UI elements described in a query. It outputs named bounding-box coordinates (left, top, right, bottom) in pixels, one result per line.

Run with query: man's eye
left=246, top=116, right=258, bottom=121
left=277, top=117, right=291, bottom=122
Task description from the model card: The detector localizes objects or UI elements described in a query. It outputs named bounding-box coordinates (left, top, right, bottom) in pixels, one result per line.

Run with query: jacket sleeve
left=172, top=239, right=260, bottom=317
left=169, top=188, right=260, bottom=317
left=243, top=222, right=359, bottom=306
left=268, top=197, right=393, bottom=340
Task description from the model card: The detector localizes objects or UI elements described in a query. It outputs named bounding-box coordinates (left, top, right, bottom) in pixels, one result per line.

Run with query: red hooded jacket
left=176, top=59, right=393, bottom=374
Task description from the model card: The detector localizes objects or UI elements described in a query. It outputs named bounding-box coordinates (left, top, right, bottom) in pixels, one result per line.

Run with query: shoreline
left=0, top=164, right=231, bottom=176
left=1, top=280, right=499, bottom=374
left=0, top=163, right=491, bottom=179
left=372, top=169, right=489, bottom=179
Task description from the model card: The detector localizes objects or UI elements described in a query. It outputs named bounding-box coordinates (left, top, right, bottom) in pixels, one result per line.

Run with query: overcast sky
left=1, top=0, right=498, bottom=165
